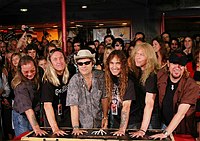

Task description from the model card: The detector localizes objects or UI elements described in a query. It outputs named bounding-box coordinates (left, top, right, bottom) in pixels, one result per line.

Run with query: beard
left=171, top=73, right=182, bottom=80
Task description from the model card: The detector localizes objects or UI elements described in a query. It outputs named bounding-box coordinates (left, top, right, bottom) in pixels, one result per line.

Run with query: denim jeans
left=12, top=110, right=32, bottom=136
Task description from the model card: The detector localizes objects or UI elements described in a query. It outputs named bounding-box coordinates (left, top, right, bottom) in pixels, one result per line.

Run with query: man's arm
left=70, top=105, right=87, bottom=135
left=25, top=109, right=47, bottom=136
left=140, top=92, right=156, bottom=132
left=113, top=100, right=132, bottom=136
left=70, top=105, right=80, bottom=128
left=119, top=100, right=132, bottom=131
left=150, top=103, right=190, bottom=139
left=101, top=97, right=108, bottom=128
left=43, top=102, right=60, bottom=133
left=163, top=104, right=190, bottom=135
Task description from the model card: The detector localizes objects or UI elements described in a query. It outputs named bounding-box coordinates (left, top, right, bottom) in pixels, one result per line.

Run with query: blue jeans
left=12, top=110, right=32, bottom=136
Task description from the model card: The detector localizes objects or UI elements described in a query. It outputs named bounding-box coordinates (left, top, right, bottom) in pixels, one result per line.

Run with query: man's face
left=162, top=33, right=170, bottom=42
left=135, top=34, right=143, bottom=40
left=77, top=58, right=93, bottom=76
left=0, top=42, right=6, bottom=53
left=74, top=43, right=81, bottom=53
left=134, top=48, right=147, bottom=70
left=21, top=61, right=36, bottom=80
left=168, top=62, right=185, bottom=81
left=105, top=37, right=113, bottom=45
left=109, top=56, right=121, bottom=76
left=27, top=49, right=37, bottom=59
left=50, top=51, right=66, bottom=75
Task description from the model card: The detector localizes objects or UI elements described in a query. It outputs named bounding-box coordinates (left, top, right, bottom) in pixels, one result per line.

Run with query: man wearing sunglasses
left=66, top=49, right=108, bottom=135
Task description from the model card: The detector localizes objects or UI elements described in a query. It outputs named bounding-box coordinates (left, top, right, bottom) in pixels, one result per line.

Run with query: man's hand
left=72, top=128, right=88, bottom=136
left=53, top=129, right=68, bottom=136
left=129, top=130, right=145, bottom=138
left=34, top=129, right=48, bottom=136
left=150, top=133, right=168, bottom=140
left=112, top=129, right=125, bottom=136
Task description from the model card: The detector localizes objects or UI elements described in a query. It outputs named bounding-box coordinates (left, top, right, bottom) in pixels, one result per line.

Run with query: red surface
left=174, top=134, right=196, bottom=141
left=12, top=131, right=30, bottom=140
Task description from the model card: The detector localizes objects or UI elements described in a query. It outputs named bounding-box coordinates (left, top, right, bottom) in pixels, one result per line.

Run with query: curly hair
left=105, top=50, right=128, bottom=104
left=130, top=43, right=160, bottom=85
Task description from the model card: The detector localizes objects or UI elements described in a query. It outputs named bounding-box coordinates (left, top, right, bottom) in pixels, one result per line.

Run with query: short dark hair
left=26, top=43, right=38, bottom=53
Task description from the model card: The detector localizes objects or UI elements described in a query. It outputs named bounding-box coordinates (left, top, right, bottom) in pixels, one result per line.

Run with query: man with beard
left=150, top=51, right=200, bottom=140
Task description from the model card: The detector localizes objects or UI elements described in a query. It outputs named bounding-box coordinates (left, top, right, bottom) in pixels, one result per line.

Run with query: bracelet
left=73, top=125, right=79, bottom=129
left=139, top=129, right=146, bottom=133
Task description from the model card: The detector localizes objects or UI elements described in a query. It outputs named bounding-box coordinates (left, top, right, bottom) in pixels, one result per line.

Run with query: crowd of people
left=0, top=30, right=200, bottom=140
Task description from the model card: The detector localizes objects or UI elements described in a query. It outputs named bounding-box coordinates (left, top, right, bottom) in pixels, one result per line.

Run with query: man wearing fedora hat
left=66, top=49, right=108, bottom=135
left=150, top=51, right=200, bottom=140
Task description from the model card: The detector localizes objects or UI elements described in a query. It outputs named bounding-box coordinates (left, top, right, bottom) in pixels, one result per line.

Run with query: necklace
left=171, top=84, right=174, bottom=90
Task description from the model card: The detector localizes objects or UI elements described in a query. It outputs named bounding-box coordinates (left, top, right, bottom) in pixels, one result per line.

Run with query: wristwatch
left=162, top=130, right=168, bottom=136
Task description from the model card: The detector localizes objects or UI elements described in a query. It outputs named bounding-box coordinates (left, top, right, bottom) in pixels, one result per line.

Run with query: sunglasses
left=77, top=61, right=91, bottom=66
left=115, top=44, right=121, bottom=47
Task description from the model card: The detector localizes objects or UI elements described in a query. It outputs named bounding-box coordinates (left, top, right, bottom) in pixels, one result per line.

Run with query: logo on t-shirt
left=55, top=85, right=68, bottom=96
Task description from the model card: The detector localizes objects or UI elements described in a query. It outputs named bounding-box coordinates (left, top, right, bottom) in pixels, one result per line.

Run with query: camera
left=21, top=25, right=33, bottom=32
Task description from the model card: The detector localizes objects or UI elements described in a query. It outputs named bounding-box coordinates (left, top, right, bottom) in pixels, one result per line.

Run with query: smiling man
left=151, top=51, right=200, bottom=140
left=66, top=49, right=108, bottom=135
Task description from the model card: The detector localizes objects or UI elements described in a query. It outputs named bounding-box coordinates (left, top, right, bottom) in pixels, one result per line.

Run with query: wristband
left=139, top=129, right=146, bottom=133
left=73, top=125, right=79, bottom=129
left=162, top=130, right=168, bottom=136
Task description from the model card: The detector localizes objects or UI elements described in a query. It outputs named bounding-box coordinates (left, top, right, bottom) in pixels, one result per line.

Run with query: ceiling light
left=99, top=23, right=104, bottom=26
left=20, top=8, right=28, bottom=12
left=53, top=25, right=58, bottom=28
left=70, top=22, right=75, bottom=24
left=8, top=27, right=13, bottom=30
left=82, top=5, right=87, bottom=9
left=122, top=22, right=127, bottom=25
left=30, top=26, right=35, bottom=29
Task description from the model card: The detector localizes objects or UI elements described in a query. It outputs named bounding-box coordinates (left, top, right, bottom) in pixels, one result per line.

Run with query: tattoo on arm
left=120, top=111, right=127, bottom=129
left=31, top=114, right=38, bottom=126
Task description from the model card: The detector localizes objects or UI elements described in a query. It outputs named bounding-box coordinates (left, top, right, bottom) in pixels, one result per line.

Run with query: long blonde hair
left=130, top=43, right=160, bottom=85
left=105, top=50, right=128, bottom=104
left=42, top=49, right=69, bottom=86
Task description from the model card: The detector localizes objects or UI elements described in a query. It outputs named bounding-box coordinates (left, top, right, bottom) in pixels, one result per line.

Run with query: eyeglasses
left=77, top=61, right=91, bottom=66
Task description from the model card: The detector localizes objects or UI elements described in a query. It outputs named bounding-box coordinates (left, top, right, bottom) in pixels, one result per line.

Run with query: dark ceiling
left=0, top=0, right=200, bottom=33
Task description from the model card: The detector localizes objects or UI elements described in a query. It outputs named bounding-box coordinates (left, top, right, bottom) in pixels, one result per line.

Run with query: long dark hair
left=105, top=50, right=128, bottom=104
left=11, top=55, right=39, bottom=90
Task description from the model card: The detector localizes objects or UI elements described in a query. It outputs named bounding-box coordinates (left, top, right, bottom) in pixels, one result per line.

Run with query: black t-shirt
left=128, top=72, right=160, bottom=128
left=128, top=73, right=144, bottom=125
left=109, top=75, right=136, bottom=128
left=162, top=77, right=179, bottom=125
left=140, top=72, right=158, bottom=110
left=41, top=75, right=71, bottom=126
